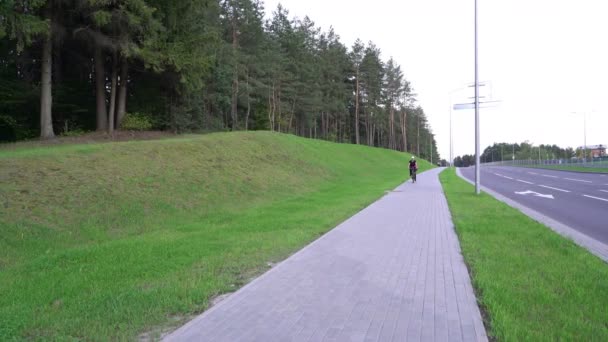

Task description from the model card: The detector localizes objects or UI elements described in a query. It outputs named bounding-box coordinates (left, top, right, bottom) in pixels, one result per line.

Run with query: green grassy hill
left=0, top=132, right=432, bottom=340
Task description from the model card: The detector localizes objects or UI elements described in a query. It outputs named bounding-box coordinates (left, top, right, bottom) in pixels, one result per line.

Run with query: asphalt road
left=460, top=166, right=608, bottom=244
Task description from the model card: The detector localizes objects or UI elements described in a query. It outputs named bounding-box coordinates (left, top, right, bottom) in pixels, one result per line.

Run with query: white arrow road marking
left=565, top=178, right=592, bottom=183
left=517, top=179, right=534, bottom=185
left=542, top=174, right=559, bottom=178
left=583, top=195, right=608, bottom=202
left=539, top=185, right=570, bottom=193
left=515, top=190, right=555, bottom=199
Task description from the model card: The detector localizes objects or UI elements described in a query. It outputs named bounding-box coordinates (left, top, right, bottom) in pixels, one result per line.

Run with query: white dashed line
left=494, top=173, right=503, bottom=177
left=583, top=195, right=608, bottom=202
left=528, top=172, right=539, bottom=175
left=600, top=190, right=608, bottom=194
left=517, top=179, right=534, bottom=185
left=541, top=174, right=559, bottom=178
left=503, top=176, right=514, bottom=180
left=538, top=185, right=570, bottom=193
left=565, top=178, right=592, bottom=183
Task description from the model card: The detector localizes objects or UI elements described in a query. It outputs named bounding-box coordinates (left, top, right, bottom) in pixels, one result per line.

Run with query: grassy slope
left=440, top=168, right=608, bottom=341
left=0, top=132, right=431, bottom=340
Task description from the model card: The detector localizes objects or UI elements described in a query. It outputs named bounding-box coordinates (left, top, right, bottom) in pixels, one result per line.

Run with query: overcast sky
left=264, top=0, right=608, bottom=160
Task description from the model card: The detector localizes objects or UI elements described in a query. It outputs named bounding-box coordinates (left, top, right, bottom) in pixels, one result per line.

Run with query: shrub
left=120, top=113, right=153, bottom=131
left=0, top=115, right=18, bottom=142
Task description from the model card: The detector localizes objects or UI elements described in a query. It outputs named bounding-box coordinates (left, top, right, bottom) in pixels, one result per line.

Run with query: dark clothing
left=409, top=160, right=417, bottom=177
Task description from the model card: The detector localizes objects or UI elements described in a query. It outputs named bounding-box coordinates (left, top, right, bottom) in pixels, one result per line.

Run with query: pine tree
left=350, top=38, right=364, bottom=144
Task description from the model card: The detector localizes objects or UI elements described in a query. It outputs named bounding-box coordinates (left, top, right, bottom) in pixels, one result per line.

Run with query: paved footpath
left=164, top=168, right=487, bottom=342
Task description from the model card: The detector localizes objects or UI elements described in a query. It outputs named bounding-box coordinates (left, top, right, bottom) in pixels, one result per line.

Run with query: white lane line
left=494, top=173, right=504, bottom=177
left=528, top=172, right=539, bottom=175
left=565, top=178, right=592, bottom=183
left=600, top=190, right=608, bottom=193
left=503, top=176, right=514, bottom=180
left=583, top=195, right=608, bottom=202
left=541, top=174, right=559, bottom=179
left=517, top=179, right=534, bottom=185
left=538, top=185, right=571, bottom=193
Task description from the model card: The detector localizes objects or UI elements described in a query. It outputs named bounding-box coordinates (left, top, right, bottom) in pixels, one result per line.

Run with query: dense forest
left=0, top=0, right=439, bottom=161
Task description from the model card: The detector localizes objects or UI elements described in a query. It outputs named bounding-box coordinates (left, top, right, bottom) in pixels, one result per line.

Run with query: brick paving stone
left=164, top=168, right=487, bottom=342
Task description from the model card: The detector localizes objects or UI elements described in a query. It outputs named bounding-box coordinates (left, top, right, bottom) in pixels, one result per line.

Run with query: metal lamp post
left=583, top=112, right=587, bottom=163
left=474, top=0, right=481, bottom=194
left=571, top=112, right=588, bottom=163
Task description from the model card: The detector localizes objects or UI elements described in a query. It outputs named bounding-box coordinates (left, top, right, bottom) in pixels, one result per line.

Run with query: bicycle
left=410, top=168, right=417, bottom=183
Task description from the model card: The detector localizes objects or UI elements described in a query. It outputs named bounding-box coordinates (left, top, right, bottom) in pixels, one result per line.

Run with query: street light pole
left=512, top=143, right=515, bottom=164
left=584, top=112, right=587, bottom=163
left=474, top=0, right=481, bottom=194
left=572, top=111, right=589, bottom=163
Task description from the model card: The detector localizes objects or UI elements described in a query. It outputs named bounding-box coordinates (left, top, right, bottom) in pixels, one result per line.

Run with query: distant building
left=577, top=144, right=606, bottom=158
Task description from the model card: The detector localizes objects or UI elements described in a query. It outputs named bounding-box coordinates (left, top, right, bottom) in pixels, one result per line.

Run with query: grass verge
left=439, top=168, right=608, bottom=340
left=0, top=131, right=431, bottom=340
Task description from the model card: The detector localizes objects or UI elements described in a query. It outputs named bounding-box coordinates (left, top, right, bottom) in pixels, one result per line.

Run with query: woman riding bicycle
left=409, top=156, right=418, bottom=183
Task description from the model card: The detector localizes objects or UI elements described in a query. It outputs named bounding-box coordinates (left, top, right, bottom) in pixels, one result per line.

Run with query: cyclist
left=409, top=156, right=418, bottom=183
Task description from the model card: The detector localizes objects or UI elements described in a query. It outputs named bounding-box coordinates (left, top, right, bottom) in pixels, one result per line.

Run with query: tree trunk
left=94, top=44, right=107, bottom=131
left=231, top=57, right=238, bottom=130
left=334, top=115, right=338, bottom=141
left=116, top=55, right=128, bottom=128
left=268, top=86, right=273, bottom=131
left=417, top=116, right=420, bottom=157
left=288, top=98, right=296, bottom=133
left=367, top=115, right=371, bottom=146
left=277, top=84, right=282, bottom=133
left=230, top=8, right=239, bottom=131
left=363, top=108, right=367, bottom=145
left=40, top=13, right=55, bottom=139
left=245, top=68, right=250, bottom=131
left=321, top=112, right=325, bottom=139
left=269, top=83, right=276, bottom=131
left=389, top=106, right=395, bottom=150
left=355, top=69, right=360, bottom=144
left=107, top=51, right=118, bottom=134
left=371, top=124, right=375, bottom=146
left=400, top=109, right=407, bottom=152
